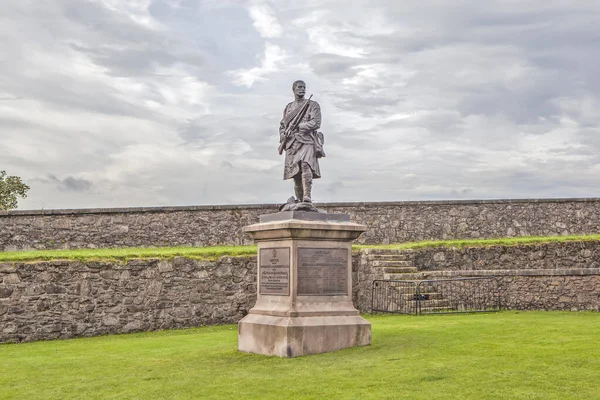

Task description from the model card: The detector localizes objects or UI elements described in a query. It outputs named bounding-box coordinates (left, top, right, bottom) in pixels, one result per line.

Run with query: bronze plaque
left=297, top=248, right=348, bottom=296
left=259, top=247, right=290, bottom=296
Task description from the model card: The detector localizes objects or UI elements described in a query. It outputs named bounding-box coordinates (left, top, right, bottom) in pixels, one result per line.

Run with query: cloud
left=2, top=0, right=600, bottom=209
left=247, top=0, right=283, bottom=38
left=309, top=53, right=363, bottom=78
left=229, top=43, right=288, bottom=87
left=37, top=175, right=93, bottom=192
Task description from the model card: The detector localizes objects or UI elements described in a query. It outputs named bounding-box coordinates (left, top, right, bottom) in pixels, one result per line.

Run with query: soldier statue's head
left=292, top=80, right=306, bottom=99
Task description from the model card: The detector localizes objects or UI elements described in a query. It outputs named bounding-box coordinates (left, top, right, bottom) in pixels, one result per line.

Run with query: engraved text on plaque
left=259, top=247, right=290, bottom=296
left=297, top=248, right=348, bottom=296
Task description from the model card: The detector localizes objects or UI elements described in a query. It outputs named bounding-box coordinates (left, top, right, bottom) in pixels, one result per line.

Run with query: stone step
left=419, top=306, right=457, bottom=313
left=372, top=299, right=418, bottom=312
left=383, top=299, right=450, bottom=307
left=390, top=271, right=500, bottom=280
left=368, top=254, right=412, bottom=261
left=385, top=272, right=437, bottom=280
left=384, top=273, right=423, bottom=280
left=372, top=260, right=413, bottom=268
left=383, top=267, right=418, bottom=274
left=398, top=292, right=444, bottom=300
left=374, top=295, right=452, bottom=313
left=364, top=249, right=414, bottom=256
left=418, top=299, right=451, bottom=307
left=381, top=287, right=444, bottom=298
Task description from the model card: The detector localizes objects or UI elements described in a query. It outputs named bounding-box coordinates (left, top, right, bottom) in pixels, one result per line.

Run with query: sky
left=1, top=0, right=600, bottom=210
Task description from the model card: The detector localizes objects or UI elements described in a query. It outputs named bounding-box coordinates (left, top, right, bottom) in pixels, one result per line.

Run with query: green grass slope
left=0, top=245, right=258, bottom=262
left=2, top=234, right=600, bottom=262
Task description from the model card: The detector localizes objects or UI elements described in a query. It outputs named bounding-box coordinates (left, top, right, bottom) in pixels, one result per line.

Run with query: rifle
left=278, top=95, right=312, bottom=155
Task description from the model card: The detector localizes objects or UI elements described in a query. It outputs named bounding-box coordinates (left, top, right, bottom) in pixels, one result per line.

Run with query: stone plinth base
left=238, top=314, right=371, bottom=357
left=239, top=212, right=371, bottom=357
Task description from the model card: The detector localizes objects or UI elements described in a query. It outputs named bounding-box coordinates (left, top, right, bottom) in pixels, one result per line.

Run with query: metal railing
left=371, top=280, right=419, bottom=314
left=372, top=277, right=501, bottom=315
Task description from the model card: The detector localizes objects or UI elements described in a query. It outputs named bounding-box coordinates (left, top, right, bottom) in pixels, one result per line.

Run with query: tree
left=0, top=171, right=30, bottom=210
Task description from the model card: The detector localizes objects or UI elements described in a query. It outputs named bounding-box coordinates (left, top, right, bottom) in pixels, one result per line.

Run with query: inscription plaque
left=259, top=247, right=290, bottom=296
left=297, top=248, right=348, bottom=296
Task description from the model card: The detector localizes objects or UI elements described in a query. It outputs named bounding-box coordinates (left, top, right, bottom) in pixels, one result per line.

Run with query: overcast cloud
left=1, top=0, right=599, bottom=209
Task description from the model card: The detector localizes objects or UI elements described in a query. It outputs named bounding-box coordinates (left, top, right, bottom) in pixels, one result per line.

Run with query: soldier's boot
left=293, top=175, right=303, bottom=202
left=301, top=164, right=313, bottom=203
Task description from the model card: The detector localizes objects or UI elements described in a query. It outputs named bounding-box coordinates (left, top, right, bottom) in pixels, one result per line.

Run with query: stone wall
left=409, top=240, right=600, bottom=272
left=2, top=198, right=600, bottom=250
left=2, top=241, right=600, bottom=343
left=409, top=241, right=600, bottom=311
left=353, top=250, right=386, bottom=315
left=0, top=256, right=257, bottom=343
left=355, top=241, right=600, bottom=312
left=0, top=205, right=273, bottom=251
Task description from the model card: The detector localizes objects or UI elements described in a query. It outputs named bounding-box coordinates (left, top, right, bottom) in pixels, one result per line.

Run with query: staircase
left=368, top=250, right=456, bottom=314
left=368, top=249, right=418, bottom=279
left=368, top=250, right=448, bottom=280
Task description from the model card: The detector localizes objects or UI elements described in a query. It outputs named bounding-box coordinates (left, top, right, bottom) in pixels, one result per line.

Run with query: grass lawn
left=2, top=234, right=600, bottom=262
left=1, top=312, right=599, bottom=400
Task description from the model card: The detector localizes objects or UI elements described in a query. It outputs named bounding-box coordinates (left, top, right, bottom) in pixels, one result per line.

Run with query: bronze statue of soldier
left=278, top=80, right=325, bottom=204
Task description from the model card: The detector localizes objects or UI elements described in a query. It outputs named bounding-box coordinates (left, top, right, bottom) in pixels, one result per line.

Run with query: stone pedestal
left=238, top=211, right=371, bottom=357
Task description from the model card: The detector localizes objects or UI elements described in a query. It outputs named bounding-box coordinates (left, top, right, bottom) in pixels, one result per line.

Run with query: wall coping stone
left=396, top=268, right=600, bottom=279
left=2, top=197, right=600, bottom=217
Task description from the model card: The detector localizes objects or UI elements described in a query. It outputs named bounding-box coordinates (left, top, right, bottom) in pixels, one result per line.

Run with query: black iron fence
left=371, top=280, right=419, bottom=314
left=372, top=277, right=501, bottom=315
